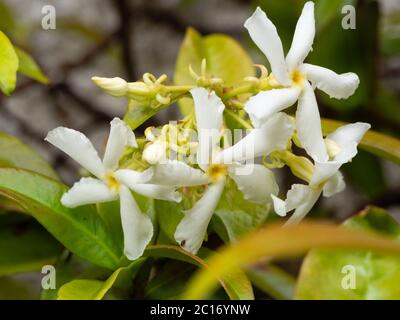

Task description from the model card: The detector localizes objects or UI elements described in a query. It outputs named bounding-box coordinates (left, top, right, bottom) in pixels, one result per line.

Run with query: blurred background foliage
left=0, top=0, right=399, bottom=299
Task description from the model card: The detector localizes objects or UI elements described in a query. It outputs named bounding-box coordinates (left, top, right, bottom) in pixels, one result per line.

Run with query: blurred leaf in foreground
left=183, top=221, right=400, bottom=299
left=296, top=206, right=400, bottom=299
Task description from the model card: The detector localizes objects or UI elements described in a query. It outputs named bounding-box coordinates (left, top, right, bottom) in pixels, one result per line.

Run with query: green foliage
left=144, top=245, right=254, bottom=300
left=0, top=168, right=122, bottom=269
left=174, top=28, right=254, bottom=115
left=0, top=218, right=62, bottom=276
left=212, top=178, right=271, bottom=243
left=156, top=178, right=272, bottom=245
left=58, top=259, right=145, bottom=300
left=0, top=132, right=58, bottom=180
left=144, top=261, right=195, bottom=299
left=183, top=221, right=400, bottom=299
left=296, top=207, right=400, bottom=299
left=246, top=264, right=296, bottom=300
left=0, top=30, right=18, bottom=95
left=15, top=47, right=49, bottom=84
left=124, top=99, right=168, bottom=130
left=0, top=29, right=48, bottom=96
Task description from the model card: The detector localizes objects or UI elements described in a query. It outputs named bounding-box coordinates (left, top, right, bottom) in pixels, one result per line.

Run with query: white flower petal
left=323, top=171, right=345, bottom=197
left=145, top=160, right=209, bottom=187
left=191, top=88, right=225, bottom=166
left=45, top=127, right=105, bottom=179
left=61, top=177, right=118, bottom=208
left=103, top=118, right=137, bottom=171
left=229, top=164, right=278, bottom=204
left=244, top=7, right=290, bottom=86
left=244, top=87, right=301, bottom=128
left=310, top=161, right=341, bottom=187
left=311, top=122, right=370, bottom=186
left=216, top=112, right=294, bottom=163
left=296, top=81, right=328, bottom=162
left=271, top=195, right=287, bottom=217
left=174, top=179, right=225, bottom=254
left=286, top=188, right=321, bottom=224
left=119, top=186, right=153, bottom=260
left=114, top=169, right=153, bottom=185
left=129, top=184, right=182, bottom=202
left=272, top=184, right=317, bottom=221
left=327, top=122, right=371, bottom=156
left=286, top=2, right=315, bottom=71
left=191, top=87, right=224, bottom=132
left=301, top=63, right=360, bottom=99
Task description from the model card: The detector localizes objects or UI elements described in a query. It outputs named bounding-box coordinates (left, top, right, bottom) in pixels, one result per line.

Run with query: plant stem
left=224, top=109, right=253, bottom=129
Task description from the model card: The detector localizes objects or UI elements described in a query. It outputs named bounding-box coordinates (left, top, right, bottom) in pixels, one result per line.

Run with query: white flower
left=244, top=2, right=360, bottom=161
left=144, top=88, right=295, bottom=254
left=272, top=122, right=370, bottom=224
left=45, top=118, right=182, bottom=260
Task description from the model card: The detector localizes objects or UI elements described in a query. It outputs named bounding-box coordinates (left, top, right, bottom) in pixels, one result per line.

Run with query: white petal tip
left=271, top=195, right=287, bottom=217
left=244, top=7, right=265, bottom=28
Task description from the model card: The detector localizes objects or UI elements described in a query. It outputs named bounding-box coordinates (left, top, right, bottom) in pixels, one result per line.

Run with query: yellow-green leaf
left=0, top=220, right=62, bottom=276
left=0, top=131, right=58, bottom=180
left=145, top=244, right=254, bottom=300
left=296, top=207, right=400, bottom=299
left=183, top=221, right=400, bottom=299
left=58, top=259, right=145, bottom=300
left=322, top=118, right=400, bottom=165
left=174, top=28, right=254, bottom=115
left=0, top=167, right=121, bottom=270
left=15, top=47, right=49, bottom=84
left=0, top=31, right=18, bottom=95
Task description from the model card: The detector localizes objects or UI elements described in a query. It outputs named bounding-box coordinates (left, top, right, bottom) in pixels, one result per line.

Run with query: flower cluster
left=46, top=1, right=370, bottom=260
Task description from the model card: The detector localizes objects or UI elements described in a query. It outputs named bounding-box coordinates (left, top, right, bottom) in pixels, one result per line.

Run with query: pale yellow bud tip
left=92, top=76, right=128, bottom=97
left=325, top=138, right=341, bottom=159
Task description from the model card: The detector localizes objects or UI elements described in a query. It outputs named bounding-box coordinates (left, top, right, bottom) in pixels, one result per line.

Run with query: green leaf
left=296, top=207, right=400, bottom=299
left=144, top=261, right=195, bottom=299
left=145, top=244, right=254, bottom=300
left=0, top=131, right=58, bottom=180
left=15, top=47, right=49, bottom=84
left=0, top=219, right=62, bottom=276
left=213, top=178, right=271, bottom=243
left=155, top=199, right=183, bottom=242
left=0, top=167, right=121, bottom=269
left=246, top=265, right=296, bottom=300
left=156, top=178, right=271, bottom=245
left=57, top=259, right=145, bottom=300
left=123, top=99, right=166, bottom=130
left=0, top=31, right=18, bottom=95
left=57, top=279, right=106, bottom=300
left=183, top=221, right=400, bottom=299
left=322, top=118, right=400, bottom=165
left=174, top=28, right=254, bottom=115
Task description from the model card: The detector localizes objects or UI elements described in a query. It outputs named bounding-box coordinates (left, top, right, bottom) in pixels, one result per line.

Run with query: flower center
left=290, top=69, right=304, bottom=87
left=206, top=164, right=227, bottom=183
left=105, top=173, right=120, bottom=192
